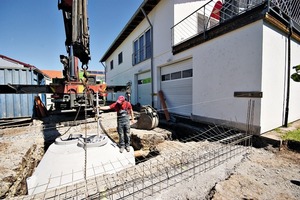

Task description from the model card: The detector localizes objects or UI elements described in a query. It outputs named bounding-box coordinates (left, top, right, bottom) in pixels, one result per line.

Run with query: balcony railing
left=269, top=0, right=300, bottom=28
left=132, top=44, right=152, bottom=66
left=171, top=0, right=300, bottom=47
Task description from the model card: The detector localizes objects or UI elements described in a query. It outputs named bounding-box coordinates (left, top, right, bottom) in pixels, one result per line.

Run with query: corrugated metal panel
left=0, top=68, right=39, bottom=119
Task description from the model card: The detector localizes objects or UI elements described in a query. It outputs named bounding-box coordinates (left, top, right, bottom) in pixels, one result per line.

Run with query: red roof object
left=41, top=70, right=63, bottom=79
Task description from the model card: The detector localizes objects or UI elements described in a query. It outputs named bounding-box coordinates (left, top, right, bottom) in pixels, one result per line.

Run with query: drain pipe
left=284, top=23, right=293, bottom=127
left=141, top=8, right=154, bottom=107
left=100, top=62, right=107, bottom=83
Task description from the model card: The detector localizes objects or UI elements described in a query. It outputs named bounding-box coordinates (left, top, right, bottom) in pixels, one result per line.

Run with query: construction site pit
left=1, top=112, right=299, bottom=199
left=0, top=111, right=251, bottom=198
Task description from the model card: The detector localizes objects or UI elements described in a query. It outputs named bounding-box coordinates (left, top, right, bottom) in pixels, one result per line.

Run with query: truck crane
left=58, top=0, right=90, bottom=79
left=50, top=0, right=106, bottom=110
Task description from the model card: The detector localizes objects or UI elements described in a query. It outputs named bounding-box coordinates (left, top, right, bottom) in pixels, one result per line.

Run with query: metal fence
left=171, top=0, right=300, bottom=46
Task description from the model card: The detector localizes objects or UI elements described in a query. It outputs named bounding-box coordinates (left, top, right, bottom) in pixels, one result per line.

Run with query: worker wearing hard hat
left=99, top=95, right=134, bottom=153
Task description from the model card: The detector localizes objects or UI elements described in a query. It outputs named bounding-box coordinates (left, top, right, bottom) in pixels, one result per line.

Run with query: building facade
left=100, top=0, right=300, bottom=134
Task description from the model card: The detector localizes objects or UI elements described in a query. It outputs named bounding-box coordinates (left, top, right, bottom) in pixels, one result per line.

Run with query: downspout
left=100, top=62, right=107, bottom=83
left=284, top=23, right=293, bottom=127
left=141, top=8, right=154, bottom=107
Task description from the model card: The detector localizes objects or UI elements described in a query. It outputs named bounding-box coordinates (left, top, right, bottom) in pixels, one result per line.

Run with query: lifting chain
left=82, top=63, right=89, bottom=184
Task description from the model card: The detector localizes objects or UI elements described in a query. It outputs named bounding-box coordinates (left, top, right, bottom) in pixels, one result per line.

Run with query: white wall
left=192, top=21, right=263, bottom=128
left=0, top=58, right=24, bottom=68
left=261, top=22, right=300, bottom=133
left=173, top=0, right=212, bottom=45
left=104, top=0, right=213, bottom=106
left=104, top=14, right=152, bottom=104
left=105, top=0, right=175, bottom=105
left=174, top=0, right=209, bottom=24
left=261, top=22, right=287, bottom=132
left=289, top=38, right=300, bottom=123
left=103, top=0, right=300, bottom=134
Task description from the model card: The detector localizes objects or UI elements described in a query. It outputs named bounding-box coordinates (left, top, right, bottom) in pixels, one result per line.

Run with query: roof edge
left=100, top=0, right=160, bottom=63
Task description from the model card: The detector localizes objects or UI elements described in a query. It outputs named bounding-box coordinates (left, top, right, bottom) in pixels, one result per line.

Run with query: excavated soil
left=0, top=112, right=300, bottom=199
left=147, top=146, right=300, bottom=200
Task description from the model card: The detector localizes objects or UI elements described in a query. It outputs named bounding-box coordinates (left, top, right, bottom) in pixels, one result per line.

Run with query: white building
left=100, top=0, right=300, bottom=134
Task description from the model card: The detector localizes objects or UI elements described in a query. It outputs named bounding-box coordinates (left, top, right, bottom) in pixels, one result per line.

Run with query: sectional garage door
left=160, top=59, right=192, bottom=116
left=137, top=71, right=151, bottom=106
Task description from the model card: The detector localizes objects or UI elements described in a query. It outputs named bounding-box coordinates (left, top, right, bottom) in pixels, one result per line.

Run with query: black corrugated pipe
left=141, top=8, right=154, bottom=107
left=284, top=24, right=293, bottom=127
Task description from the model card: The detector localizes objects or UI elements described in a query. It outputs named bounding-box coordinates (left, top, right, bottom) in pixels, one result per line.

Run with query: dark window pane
left=139, top=35, right=144, bottom=61
left=118, top=52, right=123, bottom=65
left=182, top=69, right=193, bottom=78
left=145, top=29, right=151, bottom=59
left=162, top=74, right=170, bottom=81
left=171, top=71, right=181, bottom=80
left=110, top=60, right=114, bottom=70
left=133, top=40, right=139, bottom=64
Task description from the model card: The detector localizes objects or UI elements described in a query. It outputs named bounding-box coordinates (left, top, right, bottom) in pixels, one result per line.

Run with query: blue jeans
left=117, top=116, right=130, bottom=147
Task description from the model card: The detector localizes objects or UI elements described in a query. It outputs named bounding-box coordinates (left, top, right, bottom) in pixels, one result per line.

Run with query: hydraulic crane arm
left=58, top=0, right=90, bottom=80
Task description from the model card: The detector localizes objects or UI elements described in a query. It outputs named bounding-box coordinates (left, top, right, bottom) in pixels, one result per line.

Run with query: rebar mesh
left=17, top=122, right=252, bottom=200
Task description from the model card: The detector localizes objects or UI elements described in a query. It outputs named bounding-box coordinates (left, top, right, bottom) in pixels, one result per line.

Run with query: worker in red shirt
left=99, top=95, right=134, bottom=153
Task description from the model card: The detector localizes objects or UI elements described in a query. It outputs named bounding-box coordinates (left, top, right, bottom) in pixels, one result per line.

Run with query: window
left=118, top=52, right=123, bottom=65
left=182, top=69, right=193, bottom=78
left=171, top=71, right=181, bottom=80
left=162, top=69, right=193, bottom=82
left=161, top=74, right=170, bottom=81
left=139, top=35, right=144, bottom=61
left=133, top=29, right=152, bottom=65
left=145, top=29, right=151, bottom=59
left=133, top=40, right=139, bottom=64
left=110, top=60, right=114, bottom=70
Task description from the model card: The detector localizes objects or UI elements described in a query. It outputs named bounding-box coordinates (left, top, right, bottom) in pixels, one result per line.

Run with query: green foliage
left=282, top=129, right=300, bottom=142
left=291, top=73, right=300, bottom=82
left=274, top=128, right=282, bottom=133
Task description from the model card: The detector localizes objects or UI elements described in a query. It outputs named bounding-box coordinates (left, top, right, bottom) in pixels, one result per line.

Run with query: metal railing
left=132, top=44, right=152, bottom=66
left=269, top=0, right=300, bottom=27
left=171, top=0, right=300, bottom=46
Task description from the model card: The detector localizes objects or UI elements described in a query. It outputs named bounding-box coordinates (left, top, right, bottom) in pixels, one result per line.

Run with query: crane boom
left=58, top=0, right=90, bottom=80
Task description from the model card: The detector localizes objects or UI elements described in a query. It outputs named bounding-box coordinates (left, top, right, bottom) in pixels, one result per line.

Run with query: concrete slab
left=26, top=133, right=135, bottom=195
left=259, top=120, right=300, bottom=148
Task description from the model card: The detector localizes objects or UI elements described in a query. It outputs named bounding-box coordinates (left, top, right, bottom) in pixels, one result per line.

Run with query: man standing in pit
left=99, top=96, right=134, bottom=153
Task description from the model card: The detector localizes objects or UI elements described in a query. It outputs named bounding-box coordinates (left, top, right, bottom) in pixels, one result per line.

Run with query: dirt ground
left=142, top=121, right=300, bottom=200
left=212, top=147, right=300, bottom=200
left=148, top=146, right=300, bottom=200
left=0, top=112, right=300, bottom=199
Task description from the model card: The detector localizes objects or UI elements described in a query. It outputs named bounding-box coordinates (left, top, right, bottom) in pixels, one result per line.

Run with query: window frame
left=161, top=69, right=193, bottom=82
left=118, top=52, right=123, bottom=65
left=110, top=60, right=114, bottom=70
left=133, top=28, right=152, bottom=65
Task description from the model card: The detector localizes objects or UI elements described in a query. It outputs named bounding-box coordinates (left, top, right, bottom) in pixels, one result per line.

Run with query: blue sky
left=0, top=0, right=143, bottom=71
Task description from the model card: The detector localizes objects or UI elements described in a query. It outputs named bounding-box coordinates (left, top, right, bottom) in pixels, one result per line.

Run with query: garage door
left=160, top=59, right=192, bottom=116
left=137, top=71, right=151, bottom=106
